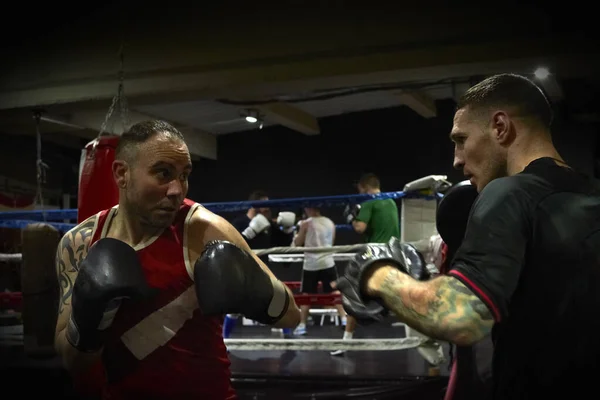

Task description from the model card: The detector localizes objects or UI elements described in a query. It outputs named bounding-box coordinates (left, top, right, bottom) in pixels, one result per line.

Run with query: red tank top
left=87, top=198, right=236, bottom=399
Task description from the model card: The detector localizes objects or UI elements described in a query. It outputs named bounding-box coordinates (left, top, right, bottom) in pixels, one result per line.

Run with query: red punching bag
left=77, top=135, right=121, bottom=223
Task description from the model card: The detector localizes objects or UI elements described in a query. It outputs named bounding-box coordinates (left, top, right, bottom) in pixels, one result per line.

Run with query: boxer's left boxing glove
left=194, top=240, right=290, bottom=325
left=291, top=219, right=306, bottom=246
left=334, top=237, right=409, bottom=324
left=242, top=213, right=271, bottom=240
left=277, top=211, right=296, bottom=234
left=343, top=204, right=361, bottom=224
left=66, top=238, right=156, bottom=352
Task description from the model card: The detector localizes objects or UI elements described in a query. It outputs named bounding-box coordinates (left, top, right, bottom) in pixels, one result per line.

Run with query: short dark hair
left=115, top=120, right=185, bottom=162
left=457, top=73, right=553, bottom=129
left=358, top=173, right=380, bottom=189
left=248, top=190, right=268, bottom=201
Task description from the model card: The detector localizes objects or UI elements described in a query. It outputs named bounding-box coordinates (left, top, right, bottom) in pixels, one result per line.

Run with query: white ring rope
left=0, top=329, right=442, bottom=364
left=3, top=244, right=372, bottom=262
left=269, top=253, right=356, bottom=263
left=223, top=337, right=432, bottom=351
left=254, top=244, right=366, bottom=256
left=0, top=253, right=21, bottom=262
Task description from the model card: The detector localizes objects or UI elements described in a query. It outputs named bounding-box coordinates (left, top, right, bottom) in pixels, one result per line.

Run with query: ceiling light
left=534, top=67, right=550, bottom=80
left=241, top=108, right=261, bottom=124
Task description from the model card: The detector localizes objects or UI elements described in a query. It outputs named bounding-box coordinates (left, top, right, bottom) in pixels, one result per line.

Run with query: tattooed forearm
left=56, top=217, right=96, bottom=315
left=376, top=269, right=494, bottom=346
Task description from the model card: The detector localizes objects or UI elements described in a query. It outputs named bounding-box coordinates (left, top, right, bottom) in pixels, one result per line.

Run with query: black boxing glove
left=194, top=240, right=290, bottom=325
left=66, top=238, right=156, bottom=353
left=343, top=204, right=361, bottom=224
left=335, top=237, right=410, bottom=324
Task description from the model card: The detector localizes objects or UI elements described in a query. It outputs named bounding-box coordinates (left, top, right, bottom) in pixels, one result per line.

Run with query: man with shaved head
left=334, top=74, right=600, bottom=399
left=54, top=120, right=300, bottom=399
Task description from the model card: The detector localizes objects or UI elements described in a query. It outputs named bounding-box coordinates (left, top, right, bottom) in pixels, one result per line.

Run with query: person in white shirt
left=292, top=207, right=347, bottom=339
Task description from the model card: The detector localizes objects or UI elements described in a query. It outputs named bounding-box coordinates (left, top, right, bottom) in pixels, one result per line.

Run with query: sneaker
left=293, top=326, right=307, bottom=336
left=330, top=349, right=346, bottom=356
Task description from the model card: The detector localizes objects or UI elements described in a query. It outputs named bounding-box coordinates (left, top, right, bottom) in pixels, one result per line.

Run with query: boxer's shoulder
left=57, top=214, right=98, bottom=271
left=477, top=176, right=536, bottom=209
left=185, top=206, right=248, bottom=257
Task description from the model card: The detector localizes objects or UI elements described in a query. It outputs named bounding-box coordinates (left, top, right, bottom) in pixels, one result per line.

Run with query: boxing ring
left=0, top=174, right=453, bottom=398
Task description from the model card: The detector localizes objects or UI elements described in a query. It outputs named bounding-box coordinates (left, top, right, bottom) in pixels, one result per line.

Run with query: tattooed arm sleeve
left=372, top=269, right=494, bottom=346
left=54, top=216, right=96, bottom=349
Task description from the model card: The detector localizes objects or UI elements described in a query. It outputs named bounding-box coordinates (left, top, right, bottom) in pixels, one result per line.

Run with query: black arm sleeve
left=448, top=177, right=532, bottom=322
left=270, top=223, right=294, bottom=247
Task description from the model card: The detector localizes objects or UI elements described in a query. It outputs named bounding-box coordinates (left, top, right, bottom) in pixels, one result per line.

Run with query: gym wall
left=188, top=101, right=598, bottom=204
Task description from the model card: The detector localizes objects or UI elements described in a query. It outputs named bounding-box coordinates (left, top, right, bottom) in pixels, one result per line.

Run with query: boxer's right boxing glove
left=242, top=213, right=271, bottom=239
left=194, top=240, right=291, bottom=325
left=66, top=238, right=156, bottom=352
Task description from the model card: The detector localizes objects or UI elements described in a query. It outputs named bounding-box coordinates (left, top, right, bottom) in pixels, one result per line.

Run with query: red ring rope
left=285, top=281, right=341, bottom=306
left=0, top=281, right=341, bottom=311
left=0, top=292, right=22, bottom=311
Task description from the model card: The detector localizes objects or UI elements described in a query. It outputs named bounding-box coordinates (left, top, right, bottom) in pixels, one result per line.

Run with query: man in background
left=226, top=190, right=296, bottom=338
left=334, top=173, right=401, bottom=355
left=230, top=189, right=295, bottom=256
left=345, top=173, right=400, bottom=243
left=291, top=207, right=346, bottom=336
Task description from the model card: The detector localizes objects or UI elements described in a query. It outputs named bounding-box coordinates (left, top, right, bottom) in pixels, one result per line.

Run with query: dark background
left=2, top=99, right=597, bottom=207
left=1, top=97, right=597, bottom=250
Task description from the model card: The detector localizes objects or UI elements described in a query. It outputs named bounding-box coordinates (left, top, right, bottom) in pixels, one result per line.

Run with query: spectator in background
left=230, top=189, right=296, bottom=257
left=291, top=207, right=347, bottom=336
left=333, top=173, right=400, bottom=355
left=225, top=190, right=296, bottom=339
left=344, top=173, right=400, bottom=243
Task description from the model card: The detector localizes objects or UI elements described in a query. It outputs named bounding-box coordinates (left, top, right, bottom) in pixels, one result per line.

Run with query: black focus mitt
left=436, top=180, right=478, bottom=259
left=335, top=237, right=412, bottom=324
left=401, top=242, right=431, bottom=281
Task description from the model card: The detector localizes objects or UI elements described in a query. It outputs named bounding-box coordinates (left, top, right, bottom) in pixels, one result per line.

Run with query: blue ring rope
left=0, top=219, right=358, bottom=233
left=0, top=190, right=441, bottom=233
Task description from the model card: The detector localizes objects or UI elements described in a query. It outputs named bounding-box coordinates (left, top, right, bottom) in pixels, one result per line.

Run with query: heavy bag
left=435, top=180, right=478, bottom=261
left=20, top=222, right=60, bottom=358
left=78, top=135, right=120, bottom=223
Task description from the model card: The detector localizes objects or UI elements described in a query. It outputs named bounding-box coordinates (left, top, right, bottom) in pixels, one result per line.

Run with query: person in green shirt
left=330, top=173, right=400, bottom=356
left=348, top=174, right=400, bottom=243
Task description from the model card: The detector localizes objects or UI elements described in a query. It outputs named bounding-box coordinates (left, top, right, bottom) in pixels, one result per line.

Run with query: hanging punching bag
left=77, top=135, right=121, bottom=223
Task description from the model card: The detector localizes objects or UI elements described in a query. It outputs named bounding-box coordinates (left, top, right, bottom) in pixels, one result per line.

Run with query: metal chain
left=118, top=47, right=130, bottom=131
left=98, top=43, right=129, bottom=138
left=98, top=92, right=119, bottom=137
left=33, top=111, right=49, bottom=220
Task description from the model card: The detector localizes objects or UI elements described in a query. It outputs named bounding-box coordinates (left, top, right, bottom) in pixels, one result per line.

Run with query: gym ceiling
left=0, top=2, right=597, bottom=161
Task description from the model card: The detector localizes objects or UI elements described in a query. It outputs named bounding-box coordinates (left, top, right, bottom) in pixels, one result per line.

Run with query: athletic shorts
left=301, top=266, right=338, bottom=294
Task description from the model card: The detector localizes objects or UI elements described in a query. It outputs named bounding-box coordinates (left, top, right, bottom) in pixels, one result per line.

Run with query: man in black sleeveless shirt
left=335, top=73, right=600, bottom=399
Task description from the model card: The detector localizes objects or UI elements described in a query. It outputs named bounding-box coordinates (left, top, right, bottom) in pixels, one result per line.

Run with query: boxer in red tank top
left=53, top=120, right=300, bottom=399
